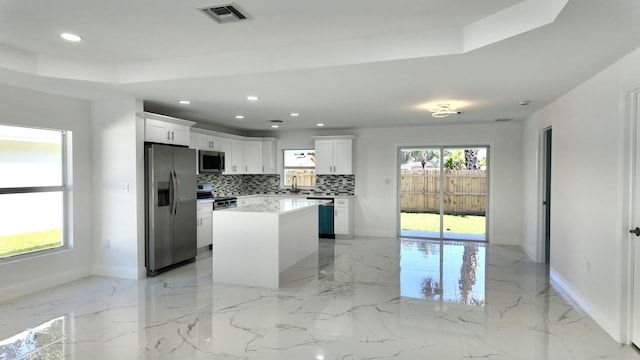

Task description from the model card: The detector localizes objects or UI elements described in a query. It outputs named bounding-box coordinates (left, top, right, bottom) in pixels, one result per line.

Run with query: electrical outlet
left=119, top=183, right=129, bottom=192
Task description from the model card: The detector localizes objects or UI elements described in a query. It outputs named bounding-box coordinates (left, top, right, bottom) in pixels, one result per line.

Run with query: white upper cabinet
left=226, top=139, right=245, bottom=174
left=197, top=134, right=222, bottom=151
left=314, top=136, right=355, bottom=175
left=189, top=128, right=278, bottom=175
left=219, top=137, right=232, bottom=173
left=144, top=113, right=194, bottom=146
left=262, top=139, right=278, bottom=174
left=243, top=140, right=263, bottom=174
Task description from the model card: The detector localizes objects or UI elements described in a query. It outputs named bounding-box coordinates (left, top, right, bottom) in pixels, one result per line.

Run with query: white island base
left=212, top=199, right=319, bottom=288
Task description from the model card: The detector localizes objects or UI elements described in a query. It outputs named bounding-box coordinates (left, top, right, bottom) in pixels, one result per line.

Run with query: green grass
left=0, top=229, right=62, bottom=257
left=401, top=212, right=485, bottom=234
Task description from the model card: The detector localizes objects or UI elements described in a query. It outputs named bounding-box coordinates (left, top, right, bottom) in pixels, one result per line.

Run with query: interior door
left=543, top=128, right=552, bottom=263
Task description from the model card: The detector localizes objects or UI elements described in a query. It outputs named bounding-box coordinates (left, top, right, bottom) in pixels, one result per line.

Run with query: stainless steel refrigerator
left=145, top=143, right=197, bottom=276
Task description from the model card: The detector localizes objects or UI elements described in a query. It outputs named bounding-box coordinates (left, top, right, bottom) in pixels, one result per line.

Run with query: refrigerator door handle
left=169, top=169, right=177, bottom=216
left=173, top=169, right=180, bottom=215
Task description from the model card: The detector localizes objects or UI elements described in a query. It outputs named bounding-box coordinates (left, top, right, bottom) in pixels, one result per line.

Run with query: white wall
left=0, top=84, right=93, bottom=301
left=521, top=46, right=640, bottom=343
left=276, top=121, right=524, bottom=244
left=91, top=99, right=145, bottom=279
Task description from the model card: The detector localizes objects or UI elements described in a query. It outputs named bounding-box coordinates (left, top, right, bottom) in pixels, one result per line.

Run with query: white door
left=632, top=92, right=640, bottom=347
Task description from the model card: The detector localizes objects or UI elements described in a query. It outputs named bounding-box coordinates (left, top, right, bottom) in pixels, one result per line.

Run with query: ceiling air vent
left=199, top=4, right=251, bottom=24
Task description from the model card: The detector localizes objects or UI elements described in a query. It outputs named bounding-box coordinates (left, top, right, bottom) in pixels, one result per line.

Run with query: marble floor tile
left=1, top=237, right=639, bottom=359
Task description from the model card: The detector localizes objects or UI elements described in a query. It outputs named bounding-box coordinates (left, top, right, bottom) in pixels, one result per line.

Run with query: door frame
left=396, top=143, right=494, bottom=242
left=624, top=90, right=640, bottom=345
left=537, top=127, right=552, bottom=263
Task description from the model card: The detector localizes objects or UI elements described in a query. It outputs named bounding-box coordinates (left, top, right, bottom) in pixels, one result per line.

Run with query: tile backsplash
left=197, top=174, right=355, bottom=197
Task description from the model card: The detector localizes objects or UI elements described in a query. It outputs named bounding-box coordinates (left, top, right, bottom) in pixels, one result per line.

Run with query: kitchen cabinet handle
left=166, top=131, right=171, bottom=140
left=171, top=131, right=175, bottom=140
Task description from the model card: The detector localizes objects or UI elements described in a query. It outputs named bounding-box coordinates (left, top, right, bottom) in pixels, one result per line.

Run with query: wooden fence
left=401, top=169, right=486, bottom=215
left=285, top=169, right=315, bottom=186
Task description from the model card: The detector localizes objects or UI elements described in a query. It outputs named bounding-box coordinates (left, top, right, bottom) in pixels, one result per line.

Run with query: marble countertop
left=222, top=198, right=329, bottom=214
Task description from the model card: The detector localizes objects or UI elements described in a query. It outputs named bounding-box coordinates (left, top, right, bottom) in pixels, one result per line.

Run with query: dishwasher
left=307, top=197, right=334, bottom=239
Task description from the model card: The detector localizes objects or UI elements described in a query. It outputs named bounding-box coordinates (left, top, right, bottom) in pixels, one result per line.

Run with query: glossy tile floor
left=1, top=237, right=639, bottom=359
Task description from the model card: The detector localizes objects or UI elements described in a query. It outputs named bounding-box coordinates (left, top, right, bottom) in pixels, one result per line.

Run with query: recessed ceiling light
left=178, top=100, right=191, bottom=105
left=290, top=113, right=299, bottom=117
left=235, top=115, right=244, bottom=119
left=246, top=95, right=259, bottom=101
left=271, top=125, right=279, bottom=128
left=60, top=33, right=82, bottom=42
left=316, top=123, right=325, bottom=127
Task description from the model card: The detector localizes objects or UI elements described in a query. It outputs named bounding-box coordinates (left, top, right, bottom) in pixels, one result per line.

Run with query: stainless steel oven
left=213, top=197, right=237, bottom=210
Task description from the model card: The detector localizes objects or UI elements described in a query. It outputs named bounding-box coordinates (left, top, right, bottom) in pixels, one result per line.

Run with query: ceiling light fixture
left=268, top=119, right=282, bottom=128
left=428, top=103, right=458, bottom=118
left=235, top=115, right=244, bottom=119
left=246, top=95, right=259, bottom=101
left=290, top=113, right=299, bottom=117
left=316, top=123, right=324, bottom=127
left=178, top=100, right=191, bottom=105
left=60, top=33, right=82, bottom=42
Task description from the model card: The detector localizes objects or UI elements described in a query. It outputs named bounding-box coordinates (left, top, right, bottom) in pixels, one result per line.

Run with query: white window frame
left=0, top=125, right=69, bottom=260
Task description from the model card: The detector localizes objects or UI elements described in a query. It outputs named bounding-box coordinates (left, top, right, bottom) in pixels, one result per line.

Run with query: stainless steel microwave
left=199, top=150, right=225, bottom=173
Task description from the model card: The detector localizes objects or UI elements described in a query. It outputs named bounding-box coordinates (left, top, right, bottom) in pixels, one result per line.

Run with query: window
left=0, top=124, right=67, bottom=258
left=283, top=149, right=316, bottom=187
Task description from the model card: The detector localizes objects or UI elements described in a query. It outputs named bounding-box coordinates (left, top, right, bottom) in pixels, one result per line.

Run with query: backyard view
left=400, top=147, right=487, bottom=240
left=0, top=230, right=62, bottom=257
left=0, top=125, right=64, bottom=258
left=401, top=213, right=486, bottom=235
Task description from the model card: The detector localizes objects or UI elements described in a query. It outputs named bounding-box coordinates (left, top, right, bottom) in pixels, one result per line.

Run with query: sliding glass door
left=399, top=146, right=488, bottom=241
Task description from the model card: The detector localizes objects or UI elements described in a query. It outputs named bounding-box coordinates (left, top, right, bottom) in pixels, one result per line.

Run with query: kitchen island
left=211, top=198, right=321, bottom=288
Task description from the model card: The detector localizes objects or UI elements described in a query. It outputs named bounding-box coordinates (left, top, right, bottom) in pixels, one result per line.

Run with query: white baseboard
left=489, top=235, right=520, bottom=245
left=521, top=243, right=538, bottom=262
left=92, top=265, right=142, bottom=279
left=550, top=269, right=621, bottom=342
left=0, top=267, right=91, bottom=302
left=355, top=229, right=395, bottom=238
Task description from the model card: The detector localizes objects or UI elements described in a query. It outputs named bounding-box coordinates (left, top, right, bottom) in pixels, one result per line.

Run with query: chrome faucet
left=292, top=175, right=298, bottom=191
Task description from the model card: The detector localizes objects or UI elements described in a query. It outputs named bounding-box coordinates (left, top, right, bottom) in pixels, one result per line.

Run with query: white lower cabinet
left=197, top=203, right=213, bottom=249
left=334, top=198, right=353, bottom=238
